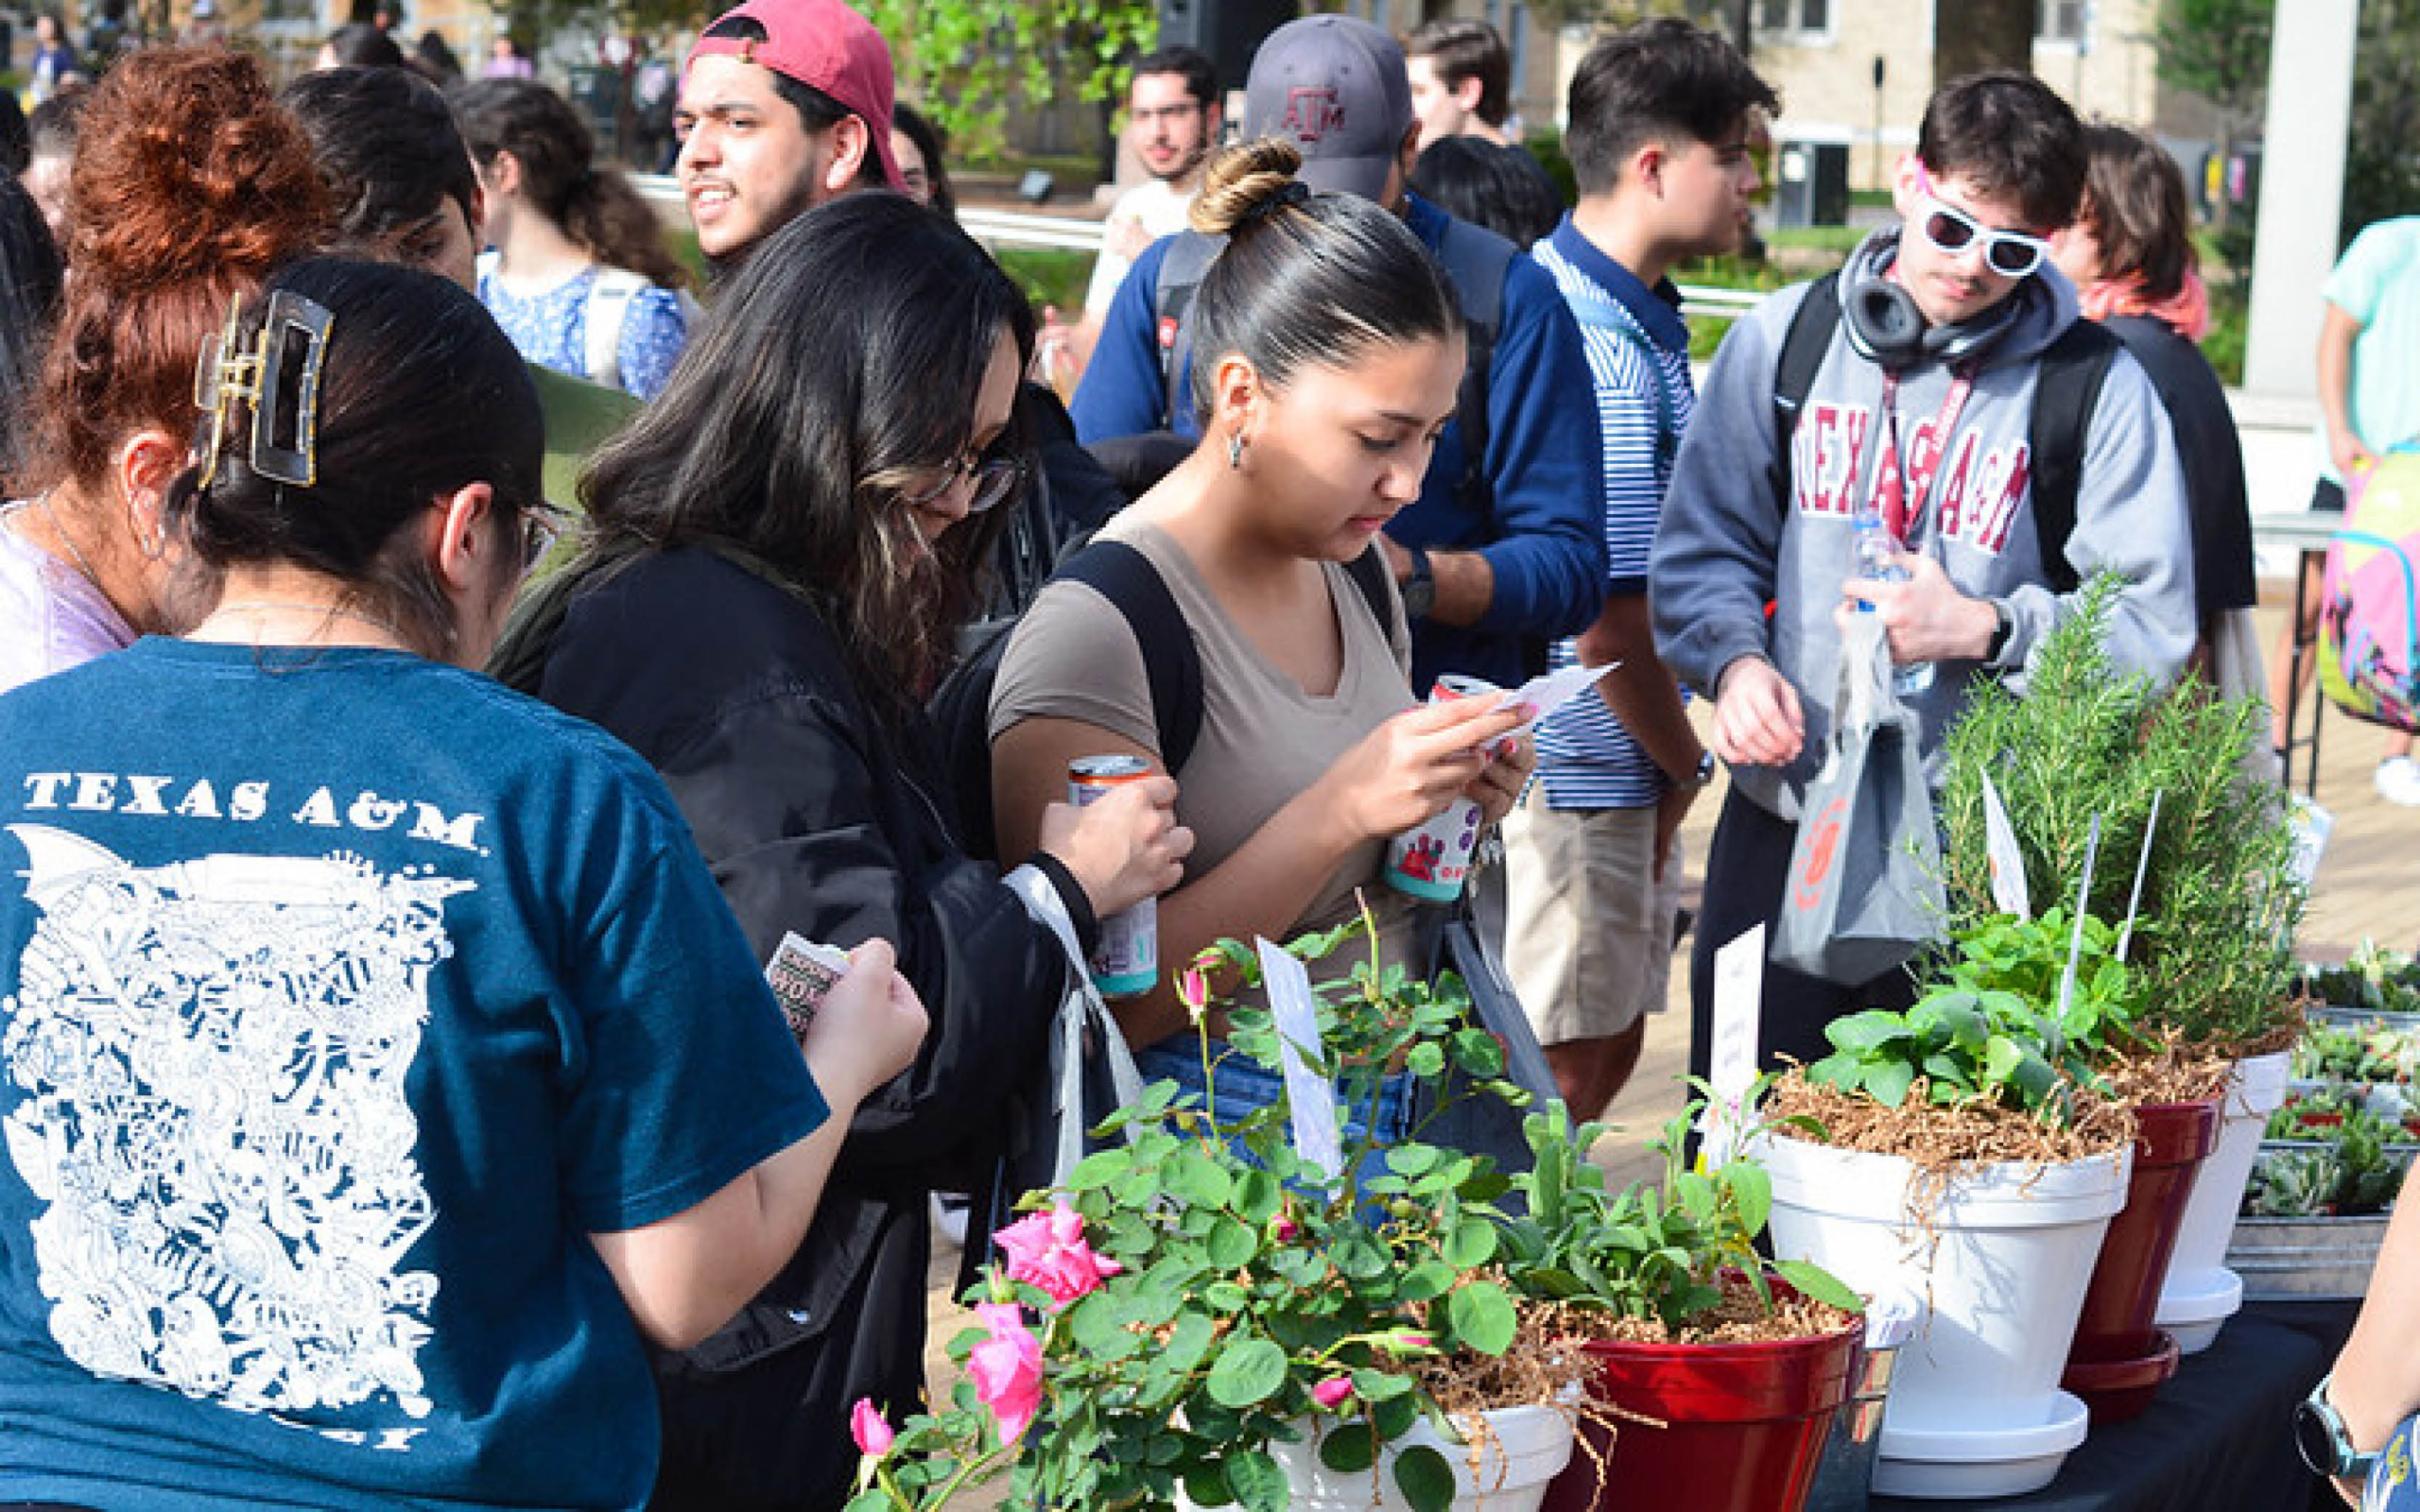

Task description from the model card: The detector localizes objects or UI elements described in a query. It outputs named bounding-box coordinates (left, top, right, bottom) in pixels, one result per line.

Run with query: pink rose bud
left=1312, top=1376, right=1354, bottom=1410
left=1270, top=1216, right=1299, bottom=1242
left=850, top=1398, right=895, bottom=1458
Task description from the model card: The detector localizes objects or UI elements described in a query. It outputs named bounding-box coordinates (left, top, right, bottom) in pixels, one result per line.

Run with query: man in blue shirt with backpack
left=1071, top=13, right=1604, bottom=695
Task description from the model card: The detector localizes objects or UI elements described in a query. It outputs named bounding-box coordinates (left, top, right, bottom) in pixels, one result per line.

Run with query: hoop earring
left=1226, top=432, right=1245, bottom=470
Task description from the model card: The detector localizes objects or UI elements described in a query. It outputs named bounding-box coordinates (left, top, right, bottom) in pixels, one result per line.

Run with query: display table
left=1869, top=1312, right=2330, bottom=1512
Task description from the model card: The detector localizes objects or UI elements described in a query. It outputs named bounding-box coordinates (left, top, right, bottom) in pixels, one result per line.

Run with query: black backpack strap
left=1769, top=271, right=1841, bottom=518
left=1151, top=230, right=1225, bottom=430
left=1059, top=540, right=1205, bottom=773
left=1342, top=544, right=1400, bottom=646
left=1432, top=215, right=1516, bottom=512
left=2024, top=318, right=2121, bottom=594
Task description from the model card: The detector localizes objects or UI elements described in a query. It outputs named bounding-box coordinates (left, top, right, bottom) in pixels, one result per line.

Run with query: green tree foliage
left=2343, top=0, right=2420, bottom=244
left=860, top=0, right=1158, bottom=161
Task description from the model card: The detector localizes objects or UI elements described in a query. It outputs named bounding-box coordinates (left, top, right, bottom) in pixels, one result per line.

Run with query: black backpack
left=933, top=541, right=1397, bottom=862
left=1769, top=271, right=2121, bottom=593
left=1150, top=216, right=1517, bottom=511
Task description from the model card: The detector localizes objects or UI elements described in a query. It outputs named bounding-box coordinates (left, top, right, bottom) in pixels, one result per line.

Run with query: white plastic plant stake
left=2114, top=790, right=2162, bottom=964
left=1256, top=936, right=1344, bottom=1183
left=1980, top=770, right=2031, bottom=919
left=2049, top=815, right=2102, bottom=1061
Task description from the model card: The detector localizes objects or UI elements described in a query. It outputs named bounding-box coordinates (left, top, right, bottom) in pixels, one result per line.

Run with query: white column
left=2241, top=0, right=2358, bottom=397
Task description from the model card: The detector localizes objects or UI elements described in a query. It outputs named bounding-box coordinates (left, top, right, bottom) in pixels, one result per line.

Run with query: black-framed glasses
left=1911, top=163, right=2049, bottom=279
left=903, top=452, right=1027, bottom=516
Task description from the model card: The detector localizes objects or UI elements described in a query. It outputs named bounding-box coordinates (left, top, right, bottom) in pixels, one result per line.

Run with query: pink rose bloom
left=850, top=1398, right=895, bottom=1457
left=1178, top=965, right=1210, bottom=1022
left=994, top=1201, right=1123, bottom=1304
left=969, top=1301, right=1045, bottom=1446
left=1312, top=1376, right=1354, bottom=1410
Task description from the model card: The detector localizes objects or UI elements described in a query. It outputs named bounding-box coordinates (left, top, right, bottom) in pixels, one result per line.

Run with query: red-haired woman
left=0, top=45, right=330, bottom=696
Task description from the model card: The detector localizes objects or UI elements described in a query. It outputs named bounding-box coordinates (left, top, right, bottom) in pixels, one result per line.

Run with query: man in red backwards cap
left=675, top=0, right=903, bottom=265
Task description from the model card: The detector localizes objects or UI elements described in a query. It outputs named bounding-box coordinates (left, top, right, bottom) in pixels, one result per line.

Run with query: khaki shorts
left=1500, top=785, right=1680, bottom=1047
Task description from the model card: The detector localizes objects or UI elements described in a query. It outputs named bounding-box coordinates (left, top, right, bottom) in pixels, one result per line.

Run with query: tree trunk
left=1933, top=0, right=2035, bottom=81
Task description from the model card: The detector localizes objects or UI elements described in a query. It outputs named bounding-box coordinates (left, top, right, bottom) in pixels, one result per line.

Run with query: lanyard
left=1873, top=370, right=1975, bottom=544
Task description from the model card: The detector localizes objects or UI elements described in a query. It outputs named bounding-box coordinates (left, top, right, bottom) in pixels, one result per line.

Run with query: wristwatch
left=1684, top=749, right=1717, bottom=789
left=2294, top=1373, right=2380, bottom=1481
left=1983, top=599, right=2014, bottom=663
left=1400, top=543, right=1436, bottom=621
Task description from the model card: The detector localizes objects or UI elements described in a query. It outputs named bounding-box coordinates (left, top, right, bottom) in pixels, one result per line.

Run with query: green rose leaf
left=1443, top=1216, right=1497, bottom=1269
left=1394, top=1443, right=1457, bottom=1512
left=1233, top=1168, right=1282, bottom=1224
left=1221, top=1449, right=1288, bottom=1512
left=1206, top=1335, right=1289, bottom=1408
left=1205, top=1214, right=1258, bottom=1269
left=1446, top=1280, right=1517, bottom=1355
left=1319, top=1421, right=1378, bottom=1473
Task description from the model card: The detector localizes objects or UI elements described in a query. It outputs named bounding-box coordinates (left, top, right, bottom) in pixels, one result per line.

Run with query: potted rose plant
left=844, top=915, right=1596, bottom=1512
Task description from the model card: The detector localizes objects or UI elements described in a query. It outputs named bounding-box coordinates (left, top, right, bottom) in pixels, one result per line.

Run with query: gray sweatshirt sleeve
left=1992, top=348, right=2199, bottom=686
left=1650, top=284, right=1810, bottom=696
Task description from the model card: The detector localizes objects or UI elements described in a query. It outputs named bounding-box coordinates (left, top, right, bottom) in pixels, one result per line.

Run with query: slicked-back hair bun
left=1181, top=136, right=1463, bottom=426
left=1188, top=136, right=1306, bottom=237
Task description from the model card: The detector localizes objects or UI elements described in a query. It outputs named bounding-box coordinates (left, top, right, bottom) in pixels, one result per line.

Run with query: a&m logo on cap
left=1281, top=86, right=1345, bottom=143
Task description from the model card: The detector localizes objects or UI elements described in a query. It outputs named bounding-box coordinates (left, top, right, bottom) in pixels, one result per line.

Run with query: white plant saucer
left=1873, top=1389, right=2092, bottom=1501
left=2154, top=1263, right=2244, bottom=1354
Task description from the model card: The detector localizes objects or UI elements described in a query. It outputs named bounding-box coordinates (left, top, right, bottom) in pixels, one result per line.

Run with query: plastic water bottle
left=1852, top=499, right=1935, bottom=697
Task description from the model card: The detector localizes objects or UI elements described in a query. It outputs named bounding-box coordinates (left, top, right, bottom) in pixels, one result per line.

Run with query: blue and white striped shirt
left=1530, top=218, right=1696, bottom=810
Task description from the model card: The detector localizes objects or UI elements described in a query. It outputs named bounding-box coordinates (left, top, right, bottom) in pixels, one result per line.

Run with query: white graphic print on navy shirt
left=2, top=822, right=465, bottom=1437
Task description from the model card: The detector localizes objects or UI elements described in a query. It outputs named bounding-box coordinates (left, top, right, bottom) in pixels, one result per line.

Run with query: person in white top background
left=1055, top=45, right=1220, bottom=378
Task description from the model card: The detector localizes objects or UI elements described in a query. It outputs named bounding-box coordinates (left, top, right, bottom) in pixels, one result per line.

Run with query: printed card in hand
left=765, top=933, right=851, bottom=1043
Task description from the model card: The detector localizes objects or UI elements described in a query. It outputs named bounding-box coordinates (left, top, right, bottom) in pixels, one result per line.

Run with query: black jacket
left=495, top=545, right=1069, bottom=1510
left=2104, top=313, right=2258, bottom=627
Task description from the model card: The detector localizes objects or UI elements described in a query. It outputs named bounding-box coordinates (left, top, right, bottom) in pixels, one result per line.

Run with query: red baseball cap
left=686, top=0, right=903, bottom=193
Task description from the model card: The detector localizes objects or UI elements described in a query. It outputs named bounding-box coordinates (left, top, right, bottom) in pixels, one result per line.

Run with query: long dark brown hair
left=2077, top=120, right=2197, bottom=303
left=579, top=193, right=1033, bottom=725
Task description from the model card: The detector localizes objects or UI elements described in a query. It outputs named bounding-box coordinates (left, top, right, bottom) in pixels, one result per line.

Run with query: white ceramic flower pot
left=2153, top=1051, right=2289, bottom=1352
left=1180, top=1404, right=1577, bottom=1512
left=1754, top=1132, right=2132, bottom=1500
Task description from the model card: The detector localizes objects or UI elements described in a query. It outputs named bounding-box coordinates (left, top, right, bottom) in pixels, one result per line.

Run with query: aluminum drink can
left=1068, top=754, right=1159, bottom=997
left=1382, top=675, right=1497, bottom=902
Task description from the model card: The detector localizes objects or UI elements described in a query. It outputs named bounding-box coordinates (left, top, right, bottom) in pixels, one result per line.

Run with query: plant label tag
left=1700, top=924, right=1764, bottom=1169
left=1256, top=936, right=1344, bottom=1182
left=764, top=932, right=850, bottom=1043
left=2287, top=796, right=2333, bottom=891
left=1980, top=771, right=2030, bottom=919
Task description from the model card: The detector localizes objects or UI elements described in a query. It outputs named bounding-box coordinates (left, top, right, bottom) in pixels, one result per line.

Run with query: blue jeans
left=1132, top=1038, right=1414, bottom=1192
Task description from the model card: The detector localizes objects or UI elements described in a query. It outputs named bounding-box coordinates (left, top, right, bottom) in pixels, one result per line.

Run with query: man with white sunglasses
left=1649, top=70, right=2197, bottom=1080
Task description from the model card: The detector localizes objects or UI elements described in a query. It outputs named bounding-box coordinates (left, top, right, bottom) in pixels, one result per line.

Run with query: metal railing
left=631, top=180, right=1777, bottom=323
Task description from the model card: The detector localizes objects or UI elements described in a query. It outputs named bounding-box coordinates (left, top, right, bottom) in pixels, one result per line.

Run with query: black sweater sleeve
left=533, top=549, right=1068, bottom=1177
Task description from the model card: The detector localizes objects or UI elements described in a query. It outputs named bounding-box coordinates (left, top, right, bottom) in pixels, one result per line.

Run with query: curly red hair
left=25, top=46, right=333, bottom=496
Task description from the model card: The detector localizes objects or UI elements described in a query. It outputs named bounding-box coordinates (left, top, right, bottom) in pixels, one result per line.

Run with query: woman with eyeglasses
left=488, top=191, right=1190, bottom=1512
left=0, top=254, right=927, bottom=1509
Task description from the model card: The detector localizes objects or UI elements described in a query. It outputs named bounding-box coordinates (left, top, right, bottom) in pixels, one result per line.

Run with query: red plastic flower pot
left=1539, top=1292, right=1859, bottom=1512
left=2063, top=1098, right=2221, bottom=1418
